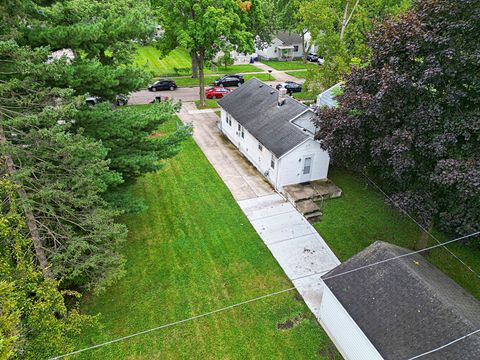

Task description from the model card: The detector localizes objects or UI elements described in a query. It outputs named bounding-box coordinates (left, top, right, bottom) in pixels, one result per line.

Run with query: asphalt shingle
left=217, top=78, right=310, bottom=158
left=322, top=241, right=480, bottom=360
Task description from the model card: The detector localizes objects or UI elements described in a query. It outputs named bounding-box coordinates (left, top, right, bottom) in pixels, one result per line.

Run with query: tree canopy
left=314, top=0, right=480, bottom=245
left=155, top=0, right=265, bottom=105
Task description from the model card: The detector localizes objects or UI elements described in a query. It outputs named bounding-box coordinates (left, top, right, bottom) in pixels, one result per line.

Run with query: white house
left=217, top=78, right=330, bottom=191
left=320, top=241, right=480, bottom=360
left=255, top=31, right=305, bottom=60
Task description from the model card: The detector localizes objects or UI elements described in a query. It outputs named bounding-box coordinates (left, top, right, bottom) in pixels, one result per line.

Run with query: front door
left=300, top=155, right=313, bottom=183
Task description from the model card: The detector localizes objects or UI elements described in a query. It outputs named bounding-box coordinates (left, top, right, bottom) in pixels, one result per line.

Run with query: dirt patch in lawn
left=318, top=343, right=340, bottom=359
left=277, top=313, right=306, bottom=330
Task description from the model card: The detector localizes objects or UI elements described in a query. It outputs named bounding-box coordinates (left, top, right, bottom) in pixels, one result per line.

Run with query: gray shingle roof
left=217, top=78, right=310, bottom=158
left=276, top=31, right=303, bottom=45
left=322, top=241, right=480, bottom=360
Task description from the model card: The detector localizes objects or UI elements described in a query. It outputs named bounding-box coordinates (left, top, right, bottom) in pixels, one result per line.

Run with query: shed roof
left=217, top=78, right=310, bottom=158
left=322, top=241, right=480, bottom=360
left=317, top=82, right=342, bottom=108
left=276, top=31, right=303, bottom=45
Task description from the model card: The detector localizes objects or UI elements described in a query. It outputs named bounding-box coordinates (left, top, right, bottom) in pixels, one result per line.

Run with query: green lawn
left=293, top=91, right=317, bottom=101
left=212, top=64, right=263, bottom=74
left=194, top=99, right=219, bottom=109
left=314, top=168, right=480, bottom=300
left=134, top=46, right=213, bottom=77
left=76, top=113, right=340, bottom=359
left=287, top=70, right=308, bottom=79
left=135, top=46, right=263, bottom=78
left=261, top=60, right=307, bottom=71
left=174, top=73, right=275, bottom=87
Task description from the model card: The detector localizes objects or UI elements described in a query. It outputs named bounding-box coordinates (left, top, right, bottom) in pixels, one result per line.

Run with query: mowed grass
left=135, top=46, right=262, bottom=78
left=213, top=64, right=263, bottom=73
left=314, top=168, right=480, bottom=300
left=134, top=46, right=213, bottom=77
left=287, top=70, right=308, bottom=79
left=194, top=99, right=220, bottom=109
left=261, top=60, right=307, bottom=70
left=174, top=73, right=275, bottom=87
left=76, top=114, right=340, bottom=359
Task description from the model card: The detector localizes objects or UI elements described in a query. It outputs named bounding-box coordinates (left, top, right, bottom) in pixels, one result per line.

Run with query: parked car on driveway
left=205, top=86, right=231, bottom=99
left=213, top=74, right=244, bottom=87
left=276, top=81, right=302, bottom=94
left=306, top=53, right=318, bottom=62
left=148, top=79, right=177, bottom=91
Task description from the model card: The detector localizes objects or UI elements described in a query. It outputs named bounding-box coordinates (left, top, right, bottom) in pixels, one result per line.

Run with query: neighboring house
left=320, top=241, right=480, bottom=360
left=217, top=78, right=330, bottom=191
left=317, top=83, right=342, bottom=108
left=255, top=31, right=304, bottom=61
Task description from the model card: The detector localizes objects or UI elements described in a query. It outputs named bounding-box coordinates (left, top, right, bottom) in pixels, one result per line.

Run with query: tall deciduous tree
left=314, top=0, right=480, bottom=247
left=297, top=0, right=410, bottom=91
left=155, top=0, right=264, bottom=106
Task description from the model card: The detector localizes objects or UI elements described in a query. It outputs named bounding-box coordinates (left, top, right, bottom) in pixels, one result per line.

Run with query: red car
left=205, top=86, right=231, bottom=99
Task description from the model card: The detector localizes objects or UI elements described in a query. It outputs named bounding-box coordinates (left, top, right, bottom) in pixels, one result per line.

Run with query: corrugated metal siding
left=320, top=286, right=384, bottom=360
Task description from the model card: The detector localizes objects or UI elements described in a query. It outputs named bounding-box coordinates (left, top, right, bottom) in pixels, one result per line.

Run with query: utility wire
left=361, top=171, right=480, bottom=279
left=49, top=231, right=479, bottom=360
left=293, top=231, right=480, bottom=282
left=406, top=328, right=480, bottom=360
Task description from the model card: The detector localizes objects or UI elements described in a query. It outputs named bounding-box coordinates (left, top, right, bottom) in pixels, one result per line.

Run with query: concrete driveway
left=238, top=193, right=340, bottom=315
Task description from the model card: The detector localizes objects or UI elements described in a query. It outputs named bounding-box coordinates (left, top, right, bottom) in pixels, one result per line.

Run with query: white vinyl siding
left=320, top=286, right=384, bottom=360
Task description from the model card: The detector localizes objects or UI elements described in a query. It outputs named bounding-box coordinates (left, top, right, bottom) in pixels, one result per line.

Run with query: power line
left=49, top=231, right=479, bottom=360
left=406, top=328, right=480, bottom=360
left=49, top=287, right=296, bottom=360
left=361, top=171, right=480, bottom=279
left=293, top=231, right=480, bottom=282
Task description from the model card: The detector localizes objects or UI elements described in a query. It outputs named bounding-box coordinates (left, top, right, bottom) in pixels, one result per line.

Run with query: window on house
left=258, top=143, right=263, bottom=152
left=226, top=114, right=232, bottom=126
left=274, top=47, right=277, bottom=53
left=241, top=127, right=244, bottom=138
left=293, top=45, right=299, bottom=52
left=271, top=157, right=275, bottom=169
left=238, top=124, right=241, bottom=132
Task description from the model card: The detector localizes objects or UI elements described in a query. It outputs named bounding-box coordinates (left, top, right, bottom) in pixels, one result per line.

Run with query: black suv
left=275, top=81, right=302, bottom=94
left=148, top=79, right=177, bottom=91
left=213, top=74, right=244, bottom=87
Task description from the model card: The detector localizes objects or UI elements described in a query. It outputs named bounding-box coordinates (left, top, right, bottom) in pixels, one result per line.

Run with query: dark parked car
left=213, top=74, right=244, bottom=87
left=148, top=79, right=177, bottom=91
left=86, top=94, right=128, bottom=106
left=306, top=53, right=318, bottom=62
left=276, top=81, right=302, bottom=94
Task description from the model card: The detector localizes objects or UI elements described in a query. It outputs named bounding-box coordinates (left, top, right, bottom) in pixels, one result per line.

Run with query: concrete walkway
left=178, top=102, right=340, bottom=321
left=252, top=62, right=305, bottom=83
left=238, top=194, right=340, bottom=316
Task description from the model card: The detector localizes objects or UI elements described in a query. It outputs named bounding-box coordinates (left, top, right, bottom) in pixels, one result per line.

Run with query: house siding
left=220, top=109, right=279, bottom=185
left=320, top=286, right=384, bottom=360
left=277, top=139, right=329, bottom=189
left=220, top=109, right=329, bottom=190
